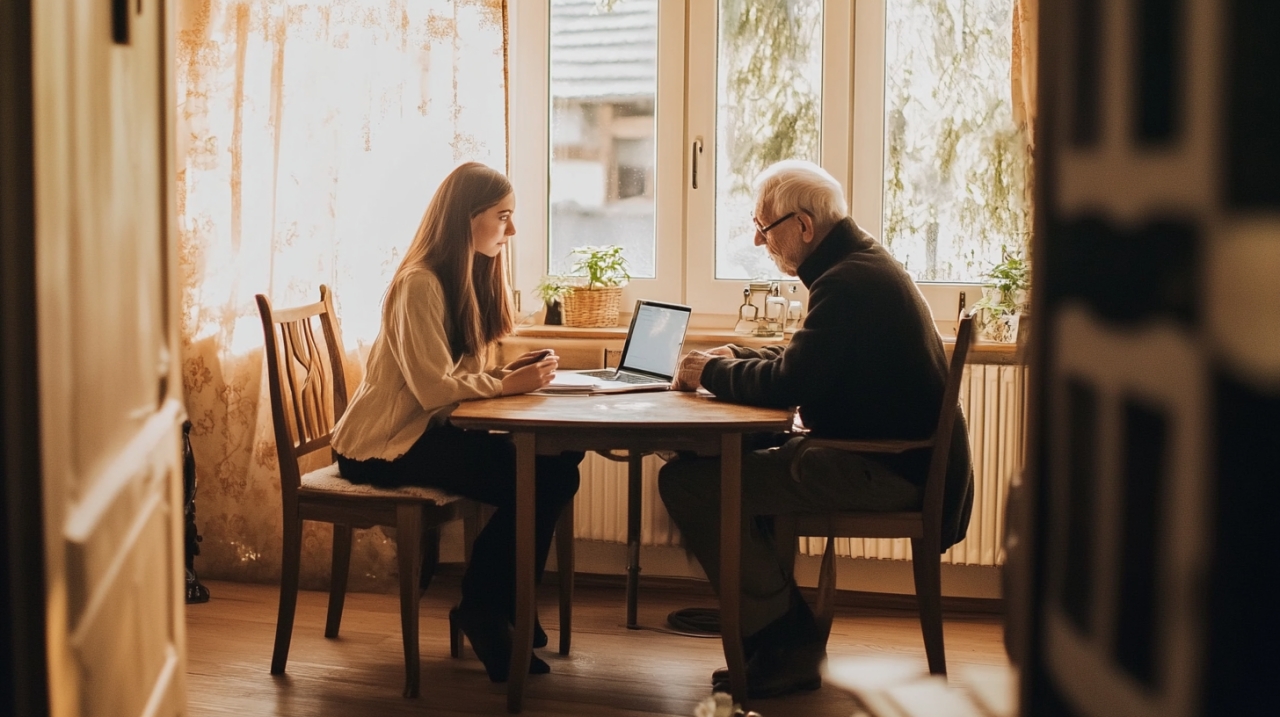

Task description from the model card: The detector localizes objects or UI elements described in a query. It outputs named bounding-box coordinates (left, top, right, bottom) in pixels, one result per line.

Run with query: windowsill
left=511, top=324, right=1025, bottom=364
left=513, top=323, right=787, bottom=345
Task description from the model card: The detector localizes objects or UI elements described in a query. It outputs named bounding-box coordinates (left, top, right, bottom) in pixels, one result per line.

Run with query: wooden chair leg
left=396, top=504, right=423, bottom=698
left=325, top=524, right=353, bottom=639
left=271, top=512, right=303, bottom=674
left=910, top=537, right=946, bottom=675
left=556, top=499, right=575, bottom=655
left=814, top=536, right=837, bottom=643
left=625, top=454, right=643, bottom=629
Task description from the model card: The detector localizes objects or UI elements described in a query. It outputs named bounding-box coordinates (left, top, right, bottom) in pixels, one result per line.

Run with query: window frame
left=509, top=0, right=981, bottom=329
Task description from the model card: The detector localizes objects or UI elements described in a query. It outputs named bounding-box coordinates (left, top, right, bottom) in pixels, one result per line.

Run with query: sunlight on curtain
left=1011, top=0, right=1037, bottom=145
left=176, top=0, right=506, bottom=590
left=1013, top=0, right=1038, bottom=220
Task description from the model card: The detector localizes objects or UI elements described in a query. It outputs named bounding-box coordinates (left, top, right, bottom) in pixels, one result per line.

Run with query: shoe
left=709, top=586, right=825, bottom=697
left=449, top=606, right=550, bottom=682
left=710, top=631, right=761, bottom=685
left=712, top=638, right=824, bottom=698
left=533, top=615, right=548, bottom=649
left=503, top=612, right=548, bottom=648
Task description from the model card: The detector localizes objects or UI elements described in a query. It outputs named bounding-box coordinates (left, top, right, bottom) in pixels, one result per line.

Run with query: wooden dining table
left=449, top=390, right=795, bottom=712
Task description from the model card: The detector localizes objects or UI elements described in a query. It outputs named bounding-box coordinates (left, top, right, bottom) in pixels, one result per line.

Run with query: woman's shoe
left=450, top=606, right=550, bottom=682
left=505, top=611, right=548, bottom=648
left=533, top=615, right=548, bottom=649
left=449, top=608, right=464, bottom=659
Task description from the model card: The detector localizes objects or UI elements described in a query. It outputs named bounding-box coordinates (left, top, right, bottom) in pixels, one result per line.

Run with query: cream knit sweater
left=331, top=268, right=503, bottom=461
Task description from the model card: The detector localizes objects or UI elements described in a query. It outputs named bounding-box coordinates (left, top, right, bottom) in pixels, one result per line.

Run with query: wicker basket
left=561, top=285, right=623, bottom=327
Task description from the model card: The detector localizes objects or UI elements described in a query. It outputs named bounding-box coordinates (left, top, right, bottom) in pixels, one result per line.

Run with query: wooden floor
left=185, top=576, right=1008, bottom=717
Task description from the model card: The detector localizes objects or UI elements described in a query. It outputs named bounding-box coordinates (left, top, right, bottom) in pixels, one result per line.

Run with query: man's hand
left=672, top=350, right=715, bottom=392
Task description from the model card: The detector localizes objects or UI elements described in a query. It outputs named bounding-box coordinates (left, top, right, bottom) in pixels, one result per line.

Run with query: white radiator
left=573, top=452, right=679, bottom=546
left=571, top=364, right=1026, bottom=568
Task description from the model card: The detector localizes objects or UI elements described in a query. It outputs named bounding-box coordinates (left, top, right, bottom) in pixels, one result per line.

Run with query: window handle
left=691, top=138, right=703, bottom=189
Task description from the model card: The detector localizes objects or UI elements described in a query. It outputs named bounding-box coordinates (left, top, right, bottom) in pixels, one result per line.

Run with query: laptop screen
left=617, top=301, right=692, bottom=378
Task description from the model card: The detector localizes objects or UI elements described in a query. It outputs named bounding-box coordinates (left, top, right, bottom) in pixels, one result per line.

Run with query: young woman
left=331, top=162, right=581, bottom=682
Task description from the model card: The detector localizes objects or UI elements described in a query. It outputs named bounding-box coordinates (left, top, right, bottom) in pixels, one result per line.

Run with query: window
left=879, top=0, right=1030, bottom=284
left=510, top=0, right=1029, bottom=323
left=548, top=0, right=659, bottom=278
left=711, top=0, right=824, bottom=282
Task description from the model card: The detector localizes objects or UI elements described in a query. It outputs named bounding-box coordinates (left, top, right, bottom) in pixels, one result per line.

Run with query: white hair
left=751, top=159, right=848, bottom=227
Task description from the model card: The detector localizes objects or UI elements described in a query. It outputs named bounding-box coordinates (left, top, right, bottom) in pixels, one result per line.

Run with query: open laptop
left=543, top=300, right=692, bottom=394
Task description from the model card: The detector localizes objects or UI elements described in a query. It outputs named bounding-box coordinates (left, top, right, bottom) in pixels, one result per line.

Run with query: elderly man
left=659, top=160, right=974, bottom=698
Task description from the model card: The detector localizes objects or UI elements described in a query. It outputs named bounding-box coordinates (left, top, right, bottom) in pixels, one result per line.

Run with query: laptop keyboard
left=579, top=369, right=667, bottom=384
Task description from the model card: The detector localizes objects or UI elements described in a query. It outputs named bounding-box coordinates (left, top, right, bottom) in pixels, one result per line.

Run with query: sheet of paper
left=546, top=372, right=604, bottom=388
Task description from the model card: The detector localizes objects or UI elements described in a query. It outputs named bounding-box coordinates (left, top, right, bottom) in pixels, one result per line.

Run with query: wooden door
left=32, top=1, right=186, bottom=715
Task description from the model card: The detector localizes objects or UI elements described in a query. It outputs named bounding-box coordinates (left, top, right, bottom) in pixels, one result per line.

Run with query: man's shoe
left=710, top=585, right=825, bottom=696
left=711, top=638, right=825, bottom=698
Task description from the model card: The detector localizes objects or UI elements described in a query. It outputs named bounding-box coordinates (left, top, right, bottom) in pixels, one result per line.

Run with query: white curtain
left=176, top=0, right=507, bottom=591
left=1013, top=0, right=1038, bottom=222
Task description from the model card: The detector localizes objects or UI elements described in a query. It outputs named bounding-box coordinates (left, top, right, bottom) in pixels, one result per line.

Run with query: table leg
left=625, top=452, right=643, bottom=629
left=556, top=501, right=574, bottom=655
left=718, top=433, right=748, bottom=707
left=508, top=431, right=537, bottom=713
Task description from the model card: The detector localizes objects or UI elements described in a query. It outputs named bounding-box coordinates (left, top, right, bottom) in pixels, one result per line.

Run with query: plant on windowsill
left=535, top=275, right=572, bottom=326
left=561, top=244, right=631, bottom=327
left=971, top=247, right=1030, bottom=343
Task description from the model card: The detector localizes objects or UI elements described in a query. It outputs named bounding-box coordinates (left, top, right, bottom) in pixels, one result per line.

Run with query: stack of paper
left=535, top=372, right=605, bottom=395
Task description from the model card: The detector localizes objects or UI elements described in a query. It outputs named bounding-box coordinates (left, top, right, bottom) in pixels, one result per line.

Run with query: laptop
left=542, top=300, right=693, bottom=394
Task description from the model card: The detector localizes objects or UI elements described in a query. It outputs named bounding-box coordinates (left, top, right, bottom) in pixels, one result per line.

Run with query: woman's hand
left=501, top=355, right=558, bottom=395
left=705, top=345, right=735, bottom=359
left=503, top=349, right=555, bottom=372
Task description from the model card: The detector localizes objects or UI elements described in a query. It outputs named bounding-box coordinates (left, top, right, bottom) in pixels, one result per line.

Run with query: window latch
left=691, top=138, right=703, bottom=189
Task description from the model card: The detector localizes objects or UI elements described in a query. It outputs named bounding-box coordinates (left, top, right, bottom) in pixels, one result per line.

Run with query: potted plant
left=535, top=275, right=572, bottom=325
left=561, top=244, right=631, bottom=327
left=971, top=247, right=1029, bottom=343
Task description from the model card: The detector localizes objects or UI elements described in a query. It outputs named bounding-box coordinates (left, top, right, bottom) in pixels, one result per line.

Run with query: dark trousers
left=337, top=423, right=582, bottom=617
left=659, top=434, right=921, bottom=636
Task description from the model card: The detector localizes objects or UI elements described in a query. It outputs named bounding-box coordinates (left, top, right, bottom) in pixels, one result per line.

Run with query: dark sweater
left=700, top=218, right=974, bottom=549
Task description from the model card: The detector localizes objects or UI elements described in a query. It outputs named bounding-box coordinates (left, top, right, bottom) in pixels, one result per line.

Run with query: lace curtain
left=177, top=0, right=507, bottom=591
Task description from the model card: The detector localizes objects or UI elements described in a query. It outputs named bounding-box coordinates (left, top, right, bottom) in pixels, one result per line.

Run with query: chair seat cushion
left=300, top=463, right=462, bottom=505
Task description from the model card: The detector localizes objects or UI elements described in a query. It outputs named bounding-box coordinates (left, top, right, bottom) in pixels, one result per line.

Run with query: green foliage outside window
left=719, top=0, right=821, bottom=196
left=883, top=0, right=1031, bottom=282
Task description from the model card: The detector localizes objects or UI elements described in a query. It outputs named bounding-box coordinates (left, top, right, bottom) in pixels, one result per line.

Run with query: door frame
left=0, top=0, right=52, bottom=715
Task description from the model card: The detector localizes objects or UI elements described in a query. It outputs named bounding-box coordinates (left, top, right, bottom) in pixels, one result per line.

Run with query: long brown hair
left=391, top=162, right=514, bottom=359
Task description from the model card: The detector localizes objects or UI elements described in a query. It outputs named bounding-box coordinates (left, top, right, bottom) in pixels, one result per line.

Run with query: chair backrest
left=255, top=286, right=349, bottom=503
left=920, top=314, right=975, bottom=535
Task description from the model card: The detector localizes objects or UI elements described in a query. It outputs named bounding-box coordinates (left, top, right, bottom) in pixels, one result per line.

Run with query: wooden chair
left=775, top=315, right=975, bottom=676
left=257, top=286, right=477, bottom=697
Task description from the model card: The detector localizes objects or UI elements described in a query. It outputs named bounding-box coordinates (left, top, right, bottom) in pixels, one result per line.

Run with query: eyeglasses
left=752, top=212, right=797, bottom=237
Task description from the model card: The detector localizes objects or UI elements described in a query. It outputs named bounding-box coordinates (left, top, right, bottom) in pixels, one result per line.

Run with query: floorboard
left=185, top=575, right=1008, bottom=717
